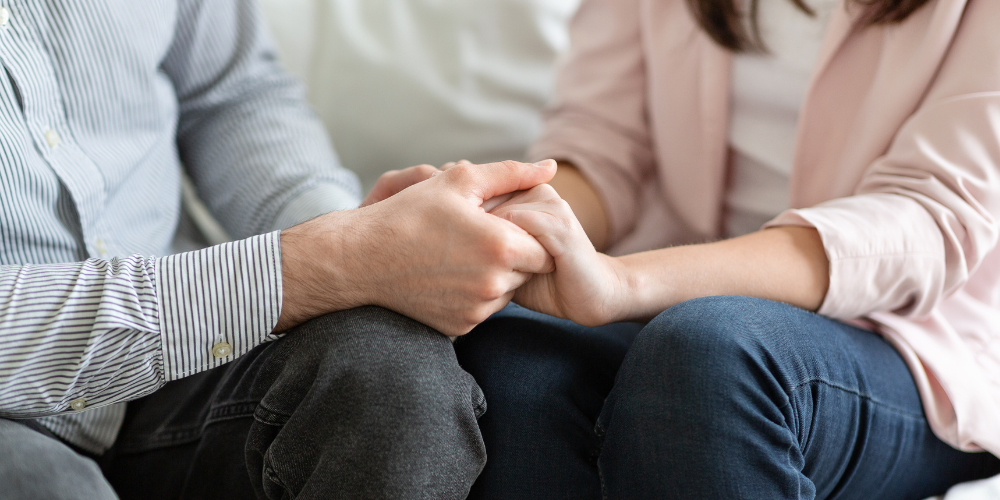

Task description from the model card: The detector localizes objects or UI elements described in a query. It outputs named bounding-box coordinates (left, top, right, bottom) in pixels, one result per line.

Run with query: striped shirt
left=0, top=0, right=360, bottom=453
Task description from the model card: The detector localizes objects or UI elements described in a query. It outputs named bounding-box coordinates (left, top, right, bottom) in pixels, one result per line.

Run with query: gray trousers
left=0, top=307, right=487, bottom=499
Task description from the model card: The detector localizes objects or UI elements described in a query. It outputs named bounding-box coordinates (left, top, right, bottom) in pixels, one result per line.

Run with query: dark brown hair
left=687, top=0, right=933, bottom=52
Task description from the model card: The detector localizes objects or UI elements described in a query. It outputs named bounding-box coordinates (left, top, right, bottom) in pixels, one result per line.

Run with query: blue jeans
left=454, top=297, right=1000, bottom=499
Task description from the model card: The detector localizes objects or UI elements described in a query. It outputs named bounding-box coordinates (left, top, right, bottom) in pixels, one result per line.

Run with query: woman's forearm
left=615, top=226, right=830, bottom=322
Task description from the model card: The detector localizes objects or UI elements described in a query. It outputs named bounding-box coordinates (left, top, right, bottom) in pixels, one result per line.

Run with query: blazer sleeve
left=527, top=0, right=656, bottom=244
left=768, top=0, right=1000, bottom=320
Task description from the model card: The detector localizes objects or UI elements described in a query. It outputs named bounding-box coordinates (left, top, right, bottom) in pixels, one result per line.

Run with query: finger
left=402, top=164, right=439, bottom=185
left=486, top=217, right=557, bottom=274
left=502, top=202, right=592, bottom=260
left=440, top=160, right=470, bottom=171
left=442, top=159, right=557, bottom=204
left=381, top=165, right=439, bottom=198
left=487, top=184, right=560, bottom=215
left=361, top=169, right=401, bottom=206
left=506, top=271, right=537, bottom=291
left=481, top=193, right=515, bottom=212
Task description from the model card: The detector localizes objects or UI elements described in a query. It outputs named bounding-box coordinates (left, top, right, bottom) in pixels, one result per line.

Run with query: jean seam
left=264, top=459, right=292, bottom=499
left=789, top=378, right=925, bottom=419
left=114, top=424, right=206, bottom=453
left=254, top=400, right=293, bottom=427
left=594, top=417, right=609, bottom=500
left=205, top=400, right=259, bottom=426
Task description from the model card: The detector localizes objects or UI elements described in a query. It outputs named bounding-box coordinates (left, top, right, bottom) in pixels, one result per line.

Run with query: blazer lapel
left=645, top=0, right=731, bottom=238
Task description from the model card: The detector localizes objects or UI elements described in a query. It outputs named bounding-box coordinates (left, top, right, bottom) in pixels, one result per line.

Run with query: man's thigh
left=0, top=419, right=117, bottom=500
left=104, top=306, right=486, bottom=500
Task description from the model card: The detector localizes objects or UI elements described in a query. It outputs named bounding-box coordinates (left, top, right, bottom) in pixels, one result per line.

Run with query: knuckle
left=535, top=183, right=559, bottom=198
left=445, top=164, right=475, bottom=186
left=378, top=169, right=400, bottom=181
left=461, top=308, right=487, bottom=328
left=554, top=198, right=573, bottom=214
left=476, top=275, right=508, bottom=301
left=486, top=233, right=517, bottom=265
left=415, top=164, right=437, bottom=175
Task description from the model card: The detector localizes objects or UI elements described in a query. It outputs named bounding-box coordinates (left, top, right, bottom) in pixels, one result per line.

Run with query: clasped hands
left=276, top=159, right=631, bottom=336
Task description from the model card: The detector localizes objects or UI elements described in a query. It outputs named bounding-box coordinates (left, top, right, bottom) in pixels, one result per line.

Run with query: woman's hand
left=361, top=160, right=491, bottom=208
left=490, top=184, right=633, bottom=326
left=493, top=183, right=831, bottom=327
left=361, top=164, right=440, bottom=207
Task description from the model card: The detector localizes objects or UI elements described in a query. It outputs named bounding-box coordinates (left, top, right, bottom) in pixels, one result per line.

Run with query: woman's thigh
left=597, top=296, right=1000, bottom=500
left=454, top=304, right=644, bottom=500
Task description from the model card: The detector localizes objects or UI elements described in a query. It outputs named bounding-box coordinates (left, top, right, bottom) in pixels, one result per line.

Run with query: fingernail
left=431, top=170, right=444, bottom=177
left=533, top=159, right=556, bottom=168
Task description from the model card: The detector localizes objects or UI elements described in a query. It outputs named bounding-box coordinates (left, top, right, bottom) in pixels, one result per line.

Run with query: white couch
left=250, top=2, right=997, bottom=498
left=259, top=0, right=579, bottom=192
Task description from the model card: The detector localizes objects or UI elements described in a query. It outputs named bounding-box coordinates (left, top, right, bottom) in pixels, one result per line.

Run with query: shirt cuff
left=271, top=183, right=361, bottom=231
left=155, top=232, right=283, bottom=381
left=764, top=193, right=946, bottom=320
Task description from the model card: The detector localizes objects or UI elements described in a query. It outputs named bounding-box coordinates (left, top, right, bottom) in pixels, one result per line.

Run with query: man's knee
left=270, top=306, right=485, bottom=417
left=245, top=306, right=487, bottom=499
left=0, top=420, right=117, bottom=500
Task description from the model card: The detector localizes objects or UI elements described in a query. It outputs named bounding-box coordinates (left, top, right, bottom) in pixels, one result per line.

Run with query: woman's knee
left=627, top=296, right=792, bottom=381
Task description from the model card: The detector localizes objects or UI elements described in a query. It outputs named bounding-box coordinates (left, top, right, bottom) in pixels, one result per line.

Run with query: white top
left=725, top=0, right=840, bottom=237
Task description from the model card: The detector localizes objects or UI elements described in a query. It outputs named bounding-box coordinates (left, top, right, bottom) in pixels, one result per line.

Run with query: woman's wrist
left=602, top=252, right=669, bottom=324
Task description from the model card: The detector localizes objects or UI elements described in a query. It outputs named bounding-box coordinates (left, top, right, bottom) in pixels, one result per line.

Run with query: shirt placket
left=0, top=1, right=111, bottom=259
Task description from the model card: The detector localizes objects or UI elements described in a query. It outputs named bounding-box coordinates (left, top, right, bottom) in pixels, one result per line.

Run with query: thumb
left=443, top=159, right=557, bottom=204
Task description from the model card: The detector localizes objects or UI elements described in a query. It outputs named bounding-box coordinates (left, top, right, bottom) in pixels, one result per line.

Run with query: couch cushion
left=260, top=0, right=580, bottom=191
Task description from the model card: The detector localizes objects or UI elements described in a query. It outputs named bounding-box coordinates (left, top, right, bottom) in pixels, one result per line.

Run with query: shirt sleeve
left=0, top=233, right=281, bottom=417
left=162, top=0, right=361, bottom=240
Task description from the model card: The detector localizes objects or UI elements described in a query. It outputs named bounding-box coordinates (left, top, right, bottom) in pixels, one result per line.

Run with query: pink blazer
left=529, top=0, right=1000, bottom=454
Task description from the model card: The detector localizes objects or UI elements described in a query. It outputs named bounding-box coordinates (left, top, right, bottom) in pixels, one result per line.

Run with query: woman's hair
left=687, top=0, right=932, bottom=51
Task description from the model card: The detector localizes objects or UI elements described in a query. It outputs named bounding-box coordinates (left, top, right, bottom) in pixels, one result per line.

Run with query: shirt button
left=211, top=342, right=233, bottom=359
left=45, top=129, right=60, bottom=148
left=70, top=398, right=86, bottom=411
left=0, top=7, right=10, bottom=27
left=95, top=238, right=108, bottom=257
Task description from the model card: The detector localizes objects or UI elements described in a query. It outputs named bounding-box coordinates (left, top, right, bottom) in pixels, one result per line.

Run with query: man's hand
left=277, top=160, right=559, bottom=336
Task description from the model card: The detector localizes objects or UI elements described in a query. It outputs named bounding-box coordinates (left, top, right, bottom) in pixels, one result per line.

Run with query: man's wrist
left=275, top=210, right=370, bottom=332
